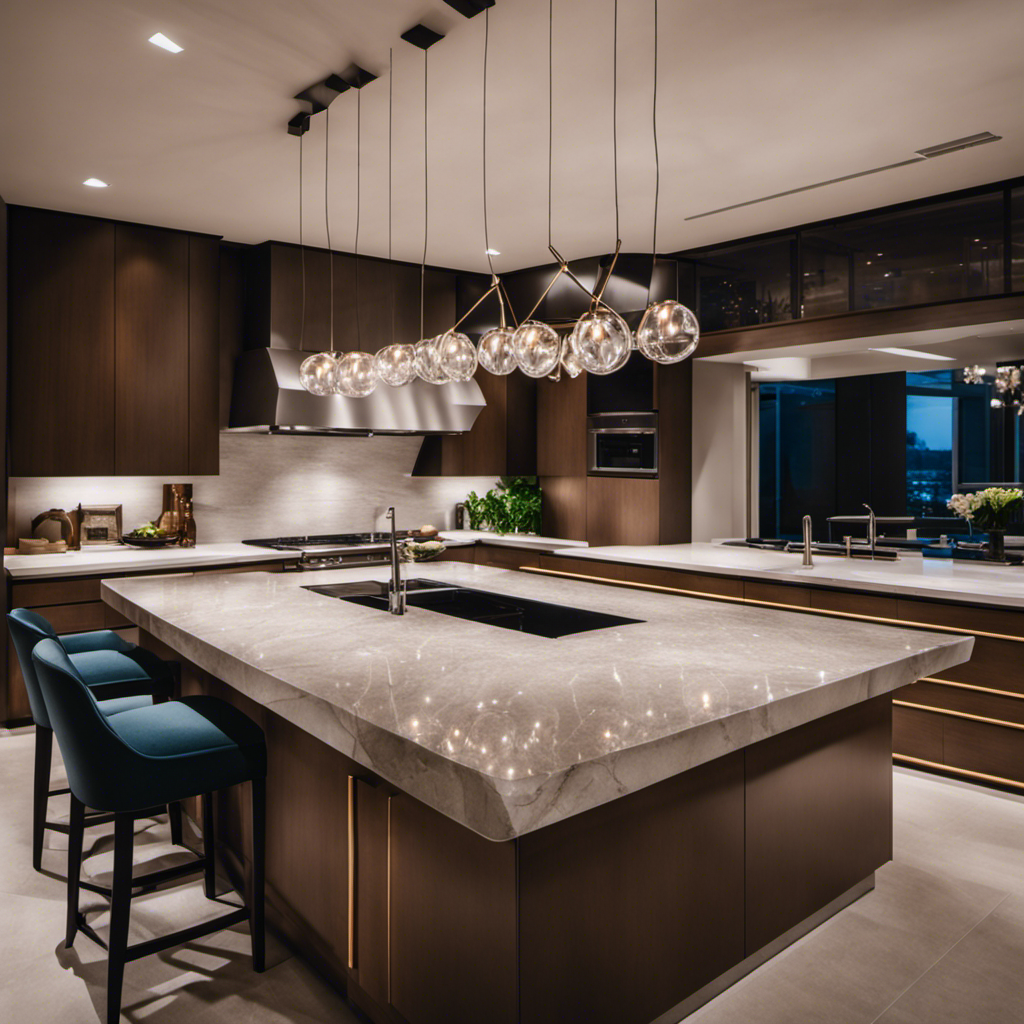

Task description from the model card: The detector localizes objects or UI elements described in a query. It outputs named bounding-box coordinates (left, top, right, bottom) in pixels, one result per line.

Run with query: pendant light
left=375, top=49, right=419, bottom=387
left=567, top=0, right=631, bottom=377
left=299, top=108, right=341, bottom=394
left=333, top=87, right=380, bottom=397
left=635, top=0, right=699, bottom=364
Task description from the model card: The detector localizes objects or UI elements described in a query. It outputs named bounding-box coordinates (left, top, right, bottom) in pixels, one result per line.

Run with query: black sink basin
left=304, top=579, right=643, bottom=638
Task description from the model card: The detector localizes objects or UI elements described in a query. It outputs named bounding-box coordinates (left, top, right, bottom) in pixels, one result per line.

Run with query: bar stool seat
left=32, top=638, right=267, bottom=1024
left=6, top=608, right=180, bottom=870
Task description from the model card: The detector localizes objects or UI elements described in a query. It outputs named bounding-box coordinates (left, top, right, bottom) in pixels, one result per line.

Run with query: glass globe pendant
left=332, top=351, right=379, bottom=398
left=374, top=344, right=417, bottom=387
left=414, top=337, right=451, bottom=385
left=437, top=330, right=478, bottom=382
left=569, top=309, right=632, bottom=375
left=300, top=352, right=339, bottom=396
left=477, top=327, right=518, bottom=375
left=636, top=299, right=700, bottom=364
left=560, top=338, right=583, bottom=378
left=512, top=321, right=561, bottom=378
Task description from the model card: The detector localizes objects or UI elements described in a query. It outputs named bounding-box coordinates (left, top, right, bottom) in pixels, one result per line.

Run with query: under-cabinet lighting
left=82, top=178, right=108, bottom=187
left=149, top=32, right=183, bottom=53
left=870, top=347, right=955, bottom=361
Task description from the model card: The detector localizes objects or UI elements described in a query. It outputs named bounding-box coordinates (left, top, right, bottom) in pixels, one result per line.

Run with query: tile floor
left=1, top=726, right=1022, bottom=1023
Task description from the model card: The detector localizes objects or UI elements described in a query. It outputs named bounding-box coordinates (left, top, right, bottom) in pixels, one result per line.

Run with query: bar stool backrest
left=31, top=638, right=132, bottom=812
left=7, top=609, right=61, bottom=727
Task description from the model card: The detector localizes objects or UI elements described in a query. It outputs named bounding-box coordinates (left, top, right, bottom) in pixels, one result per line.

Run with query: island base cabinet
left=161, top=638, right=894, bottom=1024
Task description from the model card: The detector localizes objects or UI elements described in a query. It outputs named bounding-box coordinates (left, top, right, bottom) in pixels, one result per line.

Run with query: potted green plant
left=463, top=477, right=542, bottom=535
left=947, top=487, right=1023, bottom=561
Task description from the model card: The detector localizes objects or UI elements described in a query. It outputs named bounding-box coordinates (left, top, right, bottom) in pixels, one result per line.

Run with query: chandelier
left=964, top=364, right=1024, bottom=414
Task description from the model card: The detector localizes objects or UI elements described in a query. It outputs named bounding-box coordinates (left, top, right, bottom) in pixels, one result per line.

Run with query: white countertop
left=3, top=542, right=297, bottom=579
left=103, top=562, right=970, bottom=840
left=549, top=542, right=1024, bottom=610
left=439, top=530, right=587, bottom=552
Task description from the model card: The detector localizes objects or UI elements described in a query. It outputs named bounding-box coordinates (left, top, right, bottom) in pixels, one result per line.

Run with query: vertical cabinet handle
left=348, top=775, right=356, bottom=970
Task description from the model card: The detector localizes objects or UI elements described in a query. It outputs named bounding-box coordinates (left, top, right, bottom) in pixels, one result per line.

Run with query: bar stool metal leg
left=202, top=793, right=217, bottom=899
left=106, top=813, right=135, bottom=1024
left=168, top=801, right=183, bottom=847
left=32, top=725, right=54, bottom=871
left=65, top=796, right=85, bottom=948
left=250, top=777, right=266, bottom=973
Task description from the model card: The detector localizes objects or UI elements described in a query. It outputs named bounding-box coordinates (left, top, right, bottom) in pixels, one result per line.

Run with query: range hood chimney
left=228, top=348, right=486, bottom=436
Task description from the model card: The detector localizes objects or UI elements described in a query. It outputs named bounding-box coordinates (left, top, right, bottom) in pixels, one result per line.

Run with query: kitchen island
left=103, top=563, right=972, bottom=1024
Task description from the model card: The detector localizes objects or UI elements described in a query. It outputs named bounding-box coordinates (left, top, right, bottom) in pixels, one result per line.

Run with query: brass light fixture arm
left=591, top=238, right=622, bottom=310
left=450, top=280, right=502, bottom=332
left=523, top=261, right=568, bottom=323
left=547, top=243, right=620, bottom=316
left=498, top=279, right=519, bottom=328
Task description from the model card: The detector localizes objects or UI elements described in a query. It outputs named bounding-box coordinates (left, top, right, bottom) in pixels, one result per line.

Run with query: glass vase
left=988, top=529, right=1006, bottom=561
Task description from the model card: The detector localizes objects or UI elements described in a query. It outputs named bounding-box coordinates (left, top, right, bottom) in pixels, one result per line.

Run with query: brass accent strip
left=894, top=753, right=1024, bottom=792
left=387, top=795, right=392, bottom=1006
left=918, top=677, right=1024, bottom=701
left=522, top=566, right=1024, bottom=642
left=347, top=775, right=356, bottom=970
left=892, top=699, right=1024, bottom=733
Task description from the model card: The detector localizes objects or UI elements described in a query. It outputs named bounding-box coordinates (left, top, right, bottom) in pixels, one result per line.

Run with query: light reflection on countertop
left=102, top=562, right=971, bottom=840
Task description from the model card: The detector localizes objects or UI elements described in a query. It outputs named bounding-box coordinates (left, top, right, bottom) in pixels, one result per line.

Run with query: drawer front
left=437, top=546, right=476, bottom=564
left=191, top=562, right=286, bottom=575
left=892, top=704, right=944, bottom=763
left=35, top=601, right=109, bottom=633
left=929, top=635, right=1024, bottom=694
left=810, top=588, right=899, bottom=620
left=11, top=577, right=103, bottom=607
left=899, top=680, right=1024, bottom=727
left=897, top=597, right=1024, bottom=640
left=943, top=716, right=1024, bottom=785
left=744, top=580, right=810, bottom=608
left=476, top=545, right=540, bottom=570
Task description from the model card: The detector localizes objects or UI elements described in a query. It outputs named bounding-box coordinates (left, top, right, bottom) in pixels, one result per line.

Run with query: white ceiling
left=1, top=0, right=1022, bottom=273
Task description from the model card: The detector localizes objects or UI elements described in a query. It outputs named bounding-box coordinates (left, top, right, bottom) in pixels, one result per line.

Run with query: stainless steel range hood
left=228, top=348, right=486, bottom=435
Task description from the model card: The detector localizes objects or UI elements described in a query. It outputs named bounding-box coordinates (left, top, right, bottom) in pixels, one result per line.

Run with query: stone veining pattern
left=103, top=563, right=973, bottom=841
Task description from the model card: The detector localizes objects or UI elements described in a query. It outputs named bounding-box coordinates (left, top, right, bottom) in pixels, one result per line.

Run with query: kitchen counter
left=439, top=529, right=587, bottom=552
left=550, top=541, right=1024, bottom=609
left=3, top=542, right=298, bottom=579
left=102, top=562, right=970, bottom=841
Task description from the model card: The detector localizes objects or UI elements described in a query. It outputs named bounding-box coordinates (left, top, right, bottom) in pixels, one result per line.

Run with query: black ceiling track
left=443, top=0, right=495, bottom=17
left=401, top=24, right=445, bottom=49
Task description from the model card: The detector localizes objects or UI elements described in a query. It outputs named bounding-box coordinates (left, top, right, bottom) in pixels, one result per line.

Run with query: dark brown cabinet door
left=188, top=234, right=220, bottom=474
left=9, top=208, right=116, bottom=476
left=586, top=476, right=661, bottom=546
left=538, top=370, right=587, bottom=476
left=114, top=224, right=189, bottom=474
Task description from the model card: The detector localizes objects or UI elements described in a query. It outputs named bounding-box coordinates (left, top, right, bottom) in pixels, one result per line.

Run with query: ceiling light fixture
left=82, top=178, right=108, bottom=188
left=485, top=248, right=501, bottom=256
left=869, top=347, right=955, bottom=361
left=148, top=32, right=183, bottom=53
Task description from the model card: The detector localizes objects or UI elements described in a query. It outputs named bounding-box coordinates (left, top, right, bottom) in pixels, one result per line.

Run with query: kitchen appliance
left=244, top=532, right=424, bottom=571
left=77, top=504, right=122, bottom=546
left=587, top=412, right=658, bottom=476
left=31, top=508, right=79, bottom=549
left=158, top=483, right=193, bottom=539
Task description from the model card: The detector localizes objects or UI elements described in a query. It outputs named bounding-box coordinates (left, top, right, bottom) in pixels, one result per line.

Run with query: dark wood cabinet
left=9, top=207, right=117, bottom=476
left=8, top=207, right=221, bottom=477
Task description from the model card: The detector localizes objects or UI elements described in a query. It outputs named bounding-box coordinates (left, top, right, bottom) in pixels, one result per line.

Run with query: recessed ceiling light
left=149, top=32, right=183, bottom=53
left=82, top=178, right=108, bottom=188
left=870, top=347, right=955, bottom=361
left=485, top=248, right=501, bottom=256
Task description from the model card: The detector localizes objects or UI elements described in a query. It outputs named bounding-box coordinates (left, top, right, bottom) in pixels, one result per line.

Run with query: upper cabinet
left=8, top=207, right=220, bottom=477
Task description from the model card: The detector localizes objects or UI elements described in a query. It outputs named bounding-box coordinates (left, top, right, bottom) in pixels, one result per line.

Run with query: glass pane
left=686, top=237, right=794, bottom=332
left=803, top=192, right=1004, bottom=311
left=906, top=392, right=953, bottom=518
left=1012, top=186, right=1024, bottom=293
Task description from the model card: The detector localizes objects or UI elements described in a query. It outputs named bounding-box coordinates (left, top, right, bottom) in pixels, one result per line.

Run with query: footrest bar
left=76, top=915, right=109, bottom=951
left=131, top=858, right=206, bottom=890
left=124, top=907, right=249, bottom=962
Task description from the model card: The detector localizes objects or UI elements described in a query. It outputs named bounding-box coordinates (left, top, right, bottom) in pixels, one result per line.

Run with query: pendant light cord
left=325, top=106, right=334, bottom=351
left=648, top=0, right=659, bottom=308
left=389, top=47, right=395, bottom=345
left=299, top=132, right=306, bottom=352
left=354, top=88, right=362, bottom=351
left=612, top=0, right=620, bottom=244
left=547, top=0, right=553, bottom=251
left=483, top=9, right=495, bottom=281
left=420, top=49, right=429, bottom=341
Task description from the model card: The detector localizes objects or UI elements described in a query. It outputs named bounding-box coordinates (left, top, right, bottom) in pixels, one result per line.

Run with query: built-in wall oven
left=587, top=413, right=658, bottom=476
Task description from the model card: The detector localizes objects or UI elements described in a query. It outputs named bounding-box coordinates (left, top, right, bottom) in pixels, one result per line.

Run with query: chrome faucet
left=802, top=515, right=814, bottom=566
left=386, top=506, right=406, bottom=615
left=863, top=503, right=877, bottom=559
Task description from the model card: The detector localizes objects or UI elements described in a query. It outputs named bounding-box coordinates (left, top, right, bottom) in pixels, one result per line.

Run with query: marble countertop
left=439, top=530, right=588, bottom=552
left=549, top=542, right=1024, bottom=609
left=103, top=562, right=971, bottom=841
left=3, top=542, right=298, bottom=579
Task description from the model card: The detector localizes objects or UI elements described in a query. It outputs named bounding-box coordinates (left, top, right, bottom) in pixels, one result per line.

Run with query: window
left=1012, top=186, right=1024, bottom=292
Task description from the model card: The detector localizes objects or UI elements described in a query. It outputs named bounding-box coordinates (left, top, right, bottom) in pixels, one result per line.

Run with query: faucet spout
left=863, top=503, right=877, bottom=560
left=802, top=515, right=813, bottom=567
left=385, top=506, right=406, bottom=615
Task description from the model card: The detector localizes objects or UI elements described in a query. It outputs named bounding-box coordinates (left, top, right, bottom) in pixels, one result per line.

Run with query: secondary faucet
left=863, top=503, right=877, bottom=560
left=802, top=515, right=814, bottom=567
left=386, top=506, right=406, bottom=616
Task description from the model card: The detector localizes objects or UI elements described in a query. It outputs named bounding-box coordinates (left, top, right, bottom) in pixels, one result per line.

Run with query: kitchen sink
left=303, top=578, right=643, bottom=638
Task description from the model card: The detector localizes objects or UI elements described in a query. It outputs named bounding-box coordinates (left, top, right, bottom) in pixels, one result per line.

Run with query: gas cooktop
left=243, top=532, right=418, bottom=551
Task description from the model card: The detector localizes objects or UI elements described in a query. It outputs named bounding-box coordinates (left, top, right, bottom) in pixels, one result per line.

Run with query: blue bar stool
left=7, top=608, right=180, bottom=871
left=32, top=638, right=267, bottom=1024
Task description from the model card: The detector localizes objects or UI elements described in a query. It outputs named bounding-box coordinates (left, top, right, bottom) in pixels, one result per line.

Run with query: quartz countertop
left=3, top=542, right=298, bottom=579
left=439, top=530, right=587, bottom=552
left=102, top=562, right=971, bottom=841
left=549, top=542, right=1024, bottom=610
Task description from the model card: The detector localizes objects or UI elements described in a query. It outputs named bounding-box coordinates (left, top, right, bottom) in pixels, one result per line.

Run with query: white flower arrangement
left=947, top=487, right=1023, bottom=528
